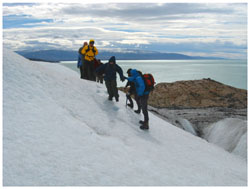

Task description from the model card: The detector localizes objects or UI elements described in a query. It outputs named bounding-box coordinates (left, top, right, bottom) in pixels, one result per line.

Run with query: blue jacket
left=96, top=56, right=124, bottom=81
left=77, top=53, right=83, bottom=67
left=126, top=69, right=149, bottom=96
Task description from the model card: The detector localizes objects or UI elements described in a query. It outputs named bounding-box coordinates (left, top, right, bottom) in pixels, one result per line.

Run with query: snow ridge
left=3, top=49, right=247, bottom=186
left=204, top=118, right=247, bottom=159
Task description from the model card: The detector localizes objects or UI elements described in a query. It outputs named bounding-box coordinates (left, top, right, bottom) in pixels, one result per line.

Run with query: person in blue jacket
left=96, top=56, right=125, bottom=102
left=125, top=69, right=150, bottom=130
left=125, top=68, right=141, bottom=110
left=77, top=53, right=84, bottom=78
left=77, top=42, right=88, bottom=79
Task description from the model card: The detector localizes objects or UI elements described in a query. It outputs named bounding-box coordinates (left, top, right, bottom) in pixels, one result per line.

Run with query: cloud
left=60, top=3, right=235, bottom=20
left=3, top=15, right=54, bottom=28
left=117, top=39, right=150, bottom=45
left=2, top=3, right=247, bottom=59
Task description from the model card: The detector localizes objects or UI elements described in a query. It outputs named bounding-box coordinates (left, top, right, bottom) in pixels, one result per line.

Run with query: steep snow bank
left=203, top=118, right=247, bottom=159
left=3, top=49, right=247, bottom=186
left=176, top=117, right=197, bottom=136
left=233, top=132, right=247, bottom=159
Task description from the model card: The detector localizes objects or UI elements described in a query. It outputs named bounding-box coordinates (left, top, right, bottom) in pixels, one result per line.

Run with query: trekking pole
left=126, top=94, right=128, bottom=108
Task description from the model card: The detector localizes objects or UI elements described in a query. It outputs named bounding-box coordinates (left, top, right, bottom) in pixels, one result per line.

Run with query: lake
left=60, top=59, right=247, bottom=90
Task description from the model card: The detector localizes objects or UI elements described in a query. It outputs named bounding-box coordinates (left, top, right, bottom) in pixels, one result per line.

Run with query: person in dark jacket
left=96, top=56, right=125, bottom=102
left=125, top=68, right=140, bottom=110
left=125, top=69, right=150, bottom=130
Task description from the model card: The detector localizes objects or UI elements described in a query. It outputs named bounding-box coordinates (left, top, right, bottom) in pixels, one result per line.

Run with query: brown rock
left=148, top=79, right=247, bottom=109
left=119, top=78, right=247, bottom=109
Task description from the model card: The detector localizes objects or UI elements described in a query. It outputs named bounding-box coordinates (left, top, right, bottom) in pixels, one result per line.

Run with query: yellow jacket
left=81, top=45, right=98, bottom=61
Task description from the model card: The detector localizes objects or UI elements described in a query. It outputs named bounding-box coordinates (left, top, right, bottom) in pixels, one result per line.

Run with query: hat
left=109, top=56, right=116, bottom=64
left=127, top=68, right=132, bottom=74
left=89, top=39, right=95, bottom=44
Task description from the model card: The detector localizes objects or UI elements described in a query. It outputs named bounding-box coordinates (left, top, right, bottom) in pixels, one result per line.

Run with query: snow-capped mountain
left=3, top=48, right=246, bottom=186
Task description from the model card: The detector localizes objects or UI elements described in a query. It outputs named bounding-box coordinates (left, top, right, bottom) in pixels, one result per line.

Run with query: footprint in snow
left=112, top=106, right=119, bottom=111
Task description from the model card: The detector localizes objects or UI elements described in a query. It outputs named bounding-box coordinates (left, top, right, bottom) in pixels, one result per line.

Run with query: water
left=60, top=59, right=247, bottom=90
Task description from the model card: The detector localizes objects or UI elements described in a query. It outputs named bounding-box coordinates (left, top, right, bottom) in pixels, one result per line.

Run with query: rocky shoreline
left=119, top=78, right=247, bottom=158
left=119, top=78, right=247, bottom=136
left=148, top=78, right=247, bottom=109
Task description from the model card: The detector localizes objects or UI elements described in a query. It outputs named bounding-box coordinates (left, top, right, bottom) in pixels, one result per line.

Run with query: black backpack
left=85, top=45, right=96, bottom=54
left=78, top=47, right=83, bottom=54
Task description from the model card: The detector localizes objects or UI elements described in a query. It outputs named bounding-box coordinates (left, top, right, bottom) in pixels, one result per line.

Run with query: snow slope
left=3, top=49, right=247, bottom=186
left=204, top=118, right=247, bottom=159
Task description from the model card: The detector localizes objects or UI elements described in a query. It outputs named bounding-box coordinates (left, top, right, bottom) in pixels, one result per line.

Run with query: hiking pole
left=126, top=94, right=128, bottom=108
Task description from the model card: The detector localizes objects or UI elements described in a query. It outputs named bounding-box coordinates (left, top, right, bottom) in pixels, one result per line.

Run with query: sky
left=2, top=2, right=248, bottom=59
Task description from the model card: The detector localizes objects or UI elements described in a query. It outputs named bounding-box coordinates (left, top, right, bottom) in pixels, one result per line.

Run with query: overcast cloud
left=2, top=3, right=248, bottom=59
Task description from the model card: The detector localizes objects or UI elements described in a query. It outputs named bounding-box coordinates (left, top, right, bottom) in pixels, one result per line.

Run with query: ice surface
left=3, top=48, right=247, bottom=186
left=203, top=118, right=247, bottom=159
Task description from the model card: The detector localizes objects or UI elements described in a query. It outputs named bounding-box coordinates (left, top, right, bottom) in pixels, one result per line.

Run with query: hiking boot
left=134, top=110, right=141, bottom=114
left=140, top=122, right=149, bottom=130
left=115, top=97, right=119, bottom=102
left=108, top=96, right=113, bottom=101
left=127, top=103, right=133, bottom=109
left=139, top=120, right=144, bottom=124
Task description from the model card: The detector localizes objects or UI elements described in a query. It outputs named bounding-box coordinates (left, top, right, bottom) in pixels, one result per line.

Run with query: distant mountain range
left=16, top=49, right=224, bottom=62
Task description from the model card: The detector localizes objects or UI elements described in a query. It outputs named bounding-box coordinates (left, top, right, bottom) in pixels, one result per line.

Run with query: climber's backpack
left=85, top=45, right=96, bottom=54
left=142, top=73, right=155, bottom=92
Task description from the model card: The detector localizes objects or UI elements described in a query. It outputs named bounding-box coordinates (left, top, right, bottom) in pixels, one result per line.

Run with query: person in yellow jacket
left=81, top=39, right=98, bottom=81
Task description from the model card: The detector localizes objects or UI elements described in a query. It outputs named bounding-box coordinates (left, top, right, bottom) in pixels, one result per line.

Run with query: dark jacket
left=94, top=59, right=103, bottom=70
left=96, top=56, right=124, bottom=81
left=125, top=81, right=136, bottom=94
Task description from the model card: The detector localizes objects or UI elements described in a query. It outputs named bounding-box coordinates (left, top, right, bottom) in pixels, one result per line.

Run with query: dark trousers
left=105, top=80, right=119, bottom=99
left=127, top=92, right=140, bottom=109
left=79, top=66, right=84, bottom=79
left=96, top=74, right=104, bottom=84
left=138, top=94, right=149, bottom=122
left=83, top=60, right=96, bottom=81
left=127, top=94, right=134, bottom=107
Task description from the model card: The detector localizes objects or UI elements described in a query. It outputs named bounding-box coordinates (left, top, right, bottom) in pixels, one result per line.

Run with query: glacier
left=3, top=48, right=247, bottom=186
